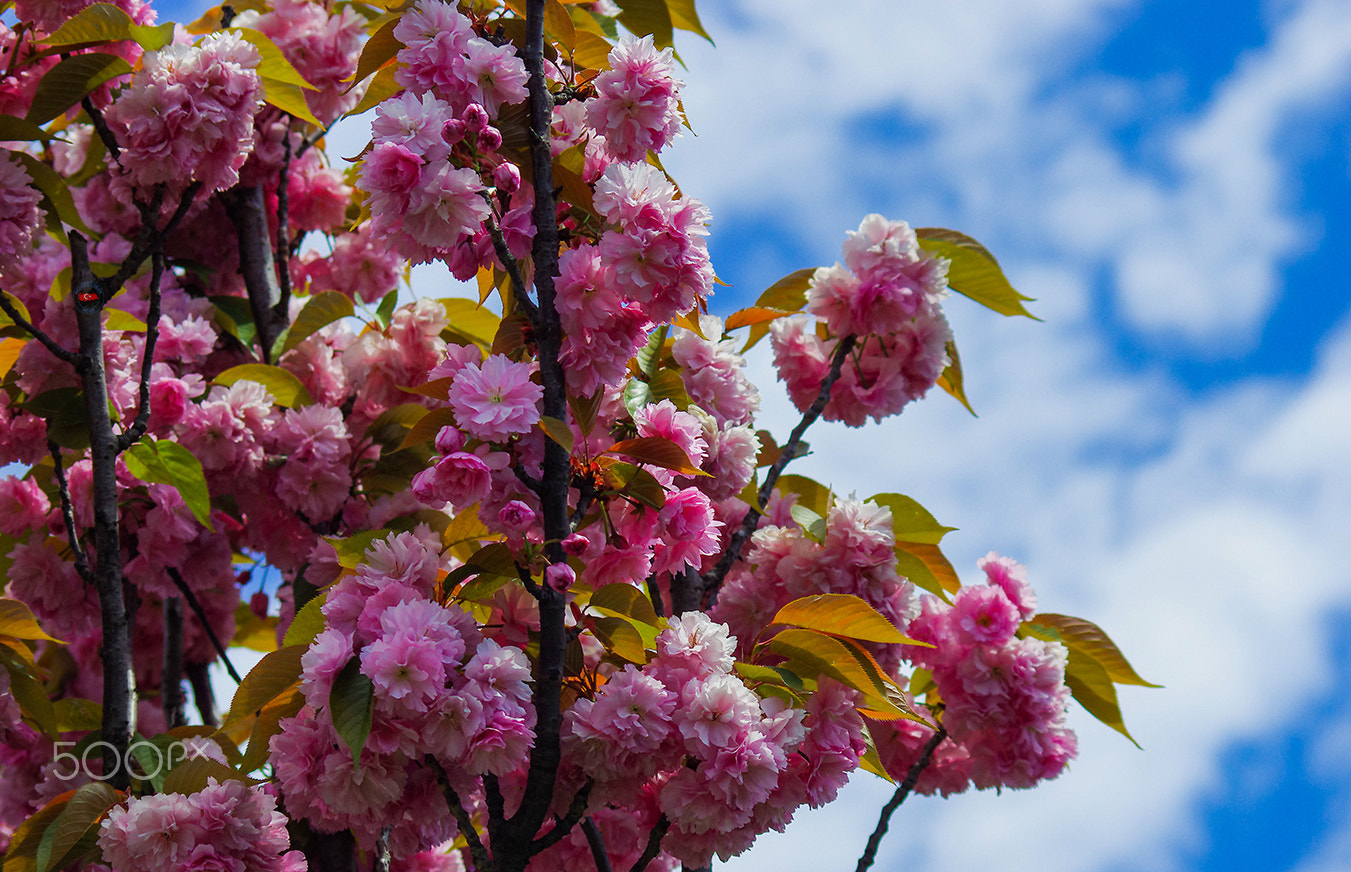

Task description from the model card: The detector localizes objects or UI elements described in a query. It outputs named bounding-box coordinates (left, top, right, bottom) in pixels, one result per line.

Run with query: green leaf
left=0, top=646, right=59, bottom=739
left=1063, top=645, right=1140, bottom=748
left=283, top=593, right=328, bottom=649
left=282, top=291, right=355, bottom=354
left=538, top=416, right=575, bottom=454
left=894, top=542, right=960, bottom=597
left=102, top=309, right=147, bottom=332
left=916, top=228, right=1038, bottom=320
left=440, top=298, right=502, bottom=349
left=35, top=782, right=117, bottom=872
left=857, top=720, right=895, bottom=784
left=349, top=17, right=403, bottom=87
left=326, top=529, right=395, bottom=570
left=375, top=287, right=398, bottom=328
left=615, top=0, right=673, bottom=47
left=122, top=439, right=213, bottom=529
left=225, top=646, right=305, bottom=727
left=1032, top=614, right=1159, bottom=688
left=0, top=599, right=61, bottom=643
left=771, top=594, right=915, bottom=645
left=590, top=616, right=647, bottom=663
left=52, top=698, right=102, bottom=733
left=43, top=4, right=175, bottom=50
left=213, top=363, right=313, bottom=407
left=789, top=504, right=826, bottom=542
left=647, top=368, right=691, bottom=409
left=398, top=406, right=457, bottom=451
left=566, top=29, right=616, bottom=71
left=348, top=64, right=402, bottom=117
left=365, top=403, right=428, bottom=451
left=330, top=657, right=374, bottom=769
left=22, top=387, right=89, bottom=451
left=587, top=583, right=660, bottom=627
left=0, top=114, right=52, bottom=142
left=777, top=474, right=832, bottom=518
left=161, top=757, right=251, bottom=795
left=11, top=152, right=95, bottom=236
left=25, top=53, right=130, bottom=126
left=868, top=492, right=955, bottom=545
left=936, top=339, right=976, bottom=416
left=600, top=460, right=665, bottom=509
left=606, top=435, right=705, bottom=476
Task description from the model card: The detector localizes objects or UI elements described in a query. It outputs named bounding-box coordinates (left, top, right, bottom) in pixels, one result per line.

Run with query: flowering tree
left=0, top=1, right=1155, bottom=871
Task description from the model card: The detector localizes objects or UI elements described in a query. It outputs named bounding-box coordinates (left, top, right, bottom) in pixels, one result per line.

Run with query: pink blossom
left=0, top=156, right=42, bottom=265
left=544, top=563, right=575, bottom=592
left=979, top=551, right=1038, bottom=619
left=448, top=354, right=543, bottom=442
left=0, top=477, right=49, bottom=538
left=586, top=34, right=684, bottom=163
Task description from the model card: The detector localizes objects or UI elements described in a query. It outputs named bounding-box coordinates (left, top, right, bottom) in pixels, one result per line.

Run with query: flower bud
left=477, top=126, right=503, bottom=152
left=545, top=562, right=575, bottom=592
left=442, top=118, right=467, bottom=145
left=463, top=103, right=490, bottom=133
left=435, top=424, right=466, bottom=455
left=561, top=532, right=589, bottom=556
left=498, top=499, right=536, bottom=532
left=493, top=162, right=520, bottom=194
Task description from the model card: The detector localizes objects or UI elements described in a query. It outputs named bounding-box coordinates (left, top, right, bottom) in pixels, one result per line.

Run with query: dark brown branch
left=71, top=230, right=135, bottom=791
left=854, top=726, right=947, bottom=872
left=628, top=815, right=669, bottom=872
left=103, top=181, right=202, bottom=295
left=581, top=817, right=613, bottom=872
left=484, top=773, right=506, bottom=836
left=116, top=250, right=165, bottom=451
left=186, top=661, right=218, bottom=727
left=48, top=440, right=92, bottom=583
left=373, top=827, right=392, bottom=872
left=699, top=335, right=857, bottom=608
left=275, top=122, right=294, bottom=315
left=221, top=183, right=286, bottom=363
left=81, top=95, right=122, bottom=167
left=168, top=567, right=242, bottom=684
left=162, top=596, right=187, bottom=729
left=482, top=212, right=541, bottom=325
left=528, top=781, right=593, bottom=854
left=440, top=777, right=492, bottom=872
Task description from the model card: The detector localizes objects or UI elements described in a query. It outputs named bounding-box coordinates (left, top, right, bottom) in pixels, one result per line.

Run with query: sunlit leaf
left=916, top=228, right=1038, bottom=319
left=348, top=64, right=402, bottom=116
left=894, top=542, right=960, bottom=597
left=544, top=0, right=576, bottom=44
left=753, top=267, right=814, bottom=313
left=349, top=17, right=402, bottom=87
left=51, top=698, right=101, bottom=733
left=282, top=291, right=354, bottom=354
left=538, top=416, right=575, bottom=454
left=11, top=152, right=94, bottom=236
left=102, top=309, right=147, bottom=332
left=724, top=306, right=789, bottom=331
left=588, top=583, right=660, bottom=627
left=1032, top=613, right=1159, bottom=687
left=326, top=529, right=394, bottom=569
left=776, top=474, right=831, bottom=517
left=122, top=439, right=213, bottom=529
left=213, top=363, right=313, bottom=407
left=789, top=503, right=826, bottom=542
left=615, top=0, right=673, bottom=47
left=161, top=757, right=252, bottom=796
left=225, top=646, right=304, bottom=727
left=232, top=28, right=315, bottom=89
left=259, top=77, right=323, bottom=126
left=648, top=368, right=691, bottom=409
left=765, top=628, right=916, bottom=720
left=567, top=29, right=615, bottom=70
left=936, top=339, right=976, bottom=416
left=590, top=616, right=647, bottom=663
left=667, top=0, right=713, bottom=42
left=45, top=3, right=174, bottom=50
left=1063, top=646, right=1140, bottom=748
left=398, top=406, right=458, bottom=451
left=869, top=492, right=955, bottom=544
left=772, top=594, right=922, bottom=645
left=440, top=298, right=501, bottom=348
left=0, top=599, right=61, bottom=643
left=282, top=593, right=327, bottom=649
left=237, top=689, right=304, bottom=774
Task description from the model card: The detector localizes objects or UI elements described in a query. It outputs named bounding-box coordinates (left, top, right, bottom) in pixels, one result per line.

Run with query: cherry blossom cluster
left=772, top=215, right=954, bottom=426
left=106, top=32, right=265, bottom=196
left=272, top=532, right=534, bottom=855
left=879, top=553, right=1077, bottom=793
left=0, top=157, right=43, bottom=267
left=97, top=778, right=304, bottom=872
left=584, top=34, right=685, bottom=163
left=713, top=497, right=919, bottom=674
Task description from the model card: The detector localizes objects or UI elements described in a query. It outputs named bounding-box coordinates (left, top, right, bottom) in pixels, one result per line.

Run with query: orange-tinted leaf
left=0, top=599, right=60, bottom=643
left=916, top=228, right=1038, bottom=320
left=607, top=436, right=705, bottom=476
left=895, top=542, right=961, bottom=597
left=225, top=646, right=304, bottom=727
left=765, top=628, right=913, bottom=720
left=1034, top=613, right=1159, bottom=687
left=936, top=339, right=976, bottom=416
left=1063, top=646, right=1140, bottom=747
left=35, top=782, right=118, bottom=872
left=538, top=416, right=575, bottom=454
left=724, top=306, right=789, bottom=331
left=588, top=582, right=660, bottom=627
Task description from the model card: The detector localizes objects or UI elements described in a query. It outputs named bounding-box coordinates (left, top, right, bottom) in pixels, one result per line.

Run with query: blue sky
left=164, top=0, right=1351, bottom=869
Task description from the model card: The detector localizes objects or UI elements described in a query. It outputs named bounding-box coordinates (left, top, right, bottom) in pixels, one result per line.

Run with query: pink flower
left=448, top=354, right=543, bottom=442
left=544, top=563, right=575, bottom=592
left=979, top=552, right=1038, bottom=619
left=586, top=34, right=683, bottom=163
left=0, top=155, right=42, bottom=265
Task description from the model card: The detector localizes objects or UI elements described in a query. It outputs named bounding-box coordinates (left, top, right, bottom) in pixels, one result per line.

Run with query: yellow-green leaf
left=777, top=474, right=832, bottom=518
left=398, top=406, right=458, bottom=451
left=326, top=529, right=395, bottom=569
left=225, top=645, right=305, bottom=727
left=0, top=599, right=61, bottom=643
left=282, top=291, right=355, bottom=354
left=349, top=17, right=403, bottom=87
left=282, top=592, right=327, bottom=649
left=51, top=698, right=101, bottom=733
left=122, top=439, right=213, bottom=529
left=0, top=337, right=25, bottom=379
left=916, top=228, right=1038, bottom=320
left=348, top=64, right=402, bottom=117
left=238, top=689, right=304, bottom=773
left=667, top=0, right=713, bottom=42
left=544, top=0, right=576, bottom=45
left=45, top=3, right=172, bottom=50
left=102, top=309, right=147, bottom=332
left=765, top=628, right=912, bottom=720
left=587, top=582, right=660, bottom=627
left=869, top=492, right=955, bottom=545
left=25, top=53, right=130, bottom=126
left=259, top=77, right=323, bottom=126
left=615, top=0, right=673, bottom=47
left=161, top=757, right=251, bottom=796
left=330, top=657, right=373, bottom=768
left=936, top=339, right=975, bottom=416
left=232, top=28, right=316, bottom=89
left=214, top=363, right=313, bottom=407
left=11, top=152, right=94, bottom=236
left=590, top=616, right=647, bottom=663
left=35, top=782, right=118, bottom=872
left=1063, top=646, right=1140, bottom=748
left=753, top=267, right=815, bottom=313
left=567, top=29, right=615, bottom=71
left=538, top=416, right=575, bottom=454
left=772, top=594, right=912, bottom=645
left=1033, top=613, right=1159, bottom=687
left=440, top=298, right=502, bottom=349
left=894, top=542, right=960, bottom=597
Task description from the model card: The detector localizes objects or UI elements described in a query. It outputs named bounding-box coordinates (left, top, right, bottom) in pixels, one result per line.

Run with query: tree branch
left=581, top=817, right=613, bottom=872
left=528, top=781, right=593, bottom=855
left=628, top=815, right=669, bottom=872
left=162, top=596, right=187, bottom=729
left=167, top=567, right=242, bottom=684
left=221, top=183, right=285, bottom=363
left=854, top=726, right=947, bottom=872
left=0, top=293, right=76, bottom=366
left=116, top=250, right=165, bottom=451
left=483, top=211, right=541, bottom=326
left=275, top=122, right=294, bottom=317
left=48, top=440, right=91, bottom=583
left=699, top=335, right=857, bottom=607
left=440, top=776, right=492, bottom=872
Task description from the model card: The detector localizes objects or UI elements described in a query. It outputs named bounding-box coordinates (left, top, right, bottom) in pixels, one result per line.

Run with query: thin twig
left=275, top=120, right=294, bottom=313
left=116, top=250, right=165, bottom=451
left=440, top=775, right=492, bottom=872
left=167, top=567, right=242, bottom=684
left=581, top=817, right=613, bottom=872
left=0, top=293, right=76, bottom=365
left=162, top=596, right=187, bottom=728
left=528, top=780, right=593, bottom=854
left=48, top=440, right=92, bottom=582
left=628, top=814, right=669, bottom=872
left=483, top=211, right=541, bottom=325
left=854, top=726, right=948, bottom=872
left=699, top=335, right=857, bottom=607
left=81, top=95, right=122, bottom=167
